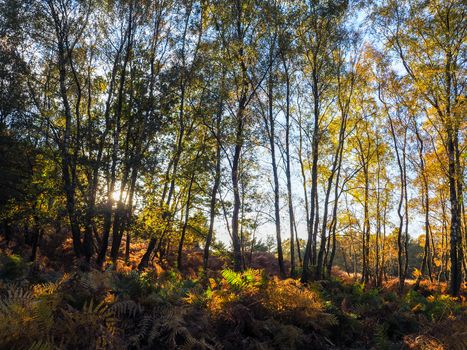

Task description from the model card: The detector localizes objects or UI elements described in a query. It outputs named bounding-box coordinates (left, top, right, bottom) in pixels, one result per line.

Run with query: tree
left=297, top=0, right=349, bottom=282
left=374, top=0, right=466, bottom=296
left=211, top=0, right=270, bottom=271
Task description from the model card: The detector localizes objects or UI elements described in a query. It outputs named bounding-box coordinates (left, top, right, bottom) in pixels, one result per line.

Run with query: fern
left=221, top=268, right=264, bottom=291
left=26, top=340, right=56, bottom=350
left=374, top=323, right=390, bottom=350
left=129, top=314, right=154, bottom=345
left=1, top=285, right=33, bottom=307
left=136, top=305, right=220, bottom=349
left=354, top=302, right=372, bottom=315
left=150, top=306, right=187, bottom=345
left=263, top=278, right=337, bottom=330
left=110, top=299, right=142, bottom=318
left=0, top=283, right=58, bottom=349
left=32, top=281, right=60, bottom=297
left=270, top=323, right=304, bottom=350
left=221, top=269, right=241, bottom=287
left=322, top=313, right=339, bottom=327
left=59, top=298, right=119, bottom=349
left=182, top=335, right=219, bottom=350
left=84, top=299, right=118, bottom=331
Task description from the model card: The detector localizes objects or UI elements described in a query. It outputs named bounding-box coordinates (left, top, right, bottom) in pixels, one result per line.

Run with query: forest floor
left=0, top=236, right=466, bottom=349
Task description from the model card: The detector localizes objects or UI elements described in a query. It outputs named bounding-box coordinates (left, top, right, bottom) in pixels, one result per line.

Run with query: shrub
left=0, top=254, right=30, bottom=280
left=111, top=270, right=156, bottom=300
left=263, top=278, right=338, bottom=330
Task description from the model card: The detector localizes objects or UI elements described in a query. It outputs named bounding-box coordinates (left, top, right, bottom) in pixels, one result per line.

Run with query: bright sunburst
left=112, top=189, right=127, bottom=202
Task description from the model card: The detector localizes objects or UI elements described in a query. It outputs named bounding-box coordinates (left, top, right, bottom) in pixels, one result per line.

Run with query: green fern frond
left=221, top=269, right=243, bottom=288
left=221, top=268, right=264, bottom=291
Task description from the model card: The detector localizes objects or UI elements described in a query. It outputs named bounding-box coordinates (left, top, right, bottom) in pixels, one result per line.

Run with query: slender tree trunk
left=203, top=113, right=222, bottom=270
left=293, top=218, right=302, bottom=265
left=317, top=104, right=347, bottom=279
left=139, top=238, right=157, bottom=270
left=231, top=108, right=244, bottom=272
left=30, top=211, right=41, bottom=262
left=281, top=52, right=295, bottom=276
left=402, top=133, right=409, bottom=286
left=297, top=113, right=310, bottom=270
left=123, top=167, right=138, bottom=263
left=265, top=55, right=285, bottom=276
left=361, top=158, right=370, bottom=284
left=443, top=48, right=463, bottom=296
left=414, top=122, right=433, bottom=286
left=240, top=182, right=247, bottom=270
left=379, top=199, right=388, bottom=286
left=447, top=127, right=462, bottom=296
left=326, top=138, right=346, bottom=277
left=298, top=114, right=311, bottom=253
left=387, top=112, right=406, bottom=293
left=301, top=68, right=319, bottom=282
left=177, top=169, right=196, bottom=269
left=231, top=0, right=248, bottom=272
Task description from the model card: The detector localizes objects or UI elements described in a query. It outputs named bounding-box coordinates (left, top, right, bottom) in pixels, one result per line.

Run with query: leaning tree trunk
left=387, top=113, right=406, bottom=294
left=177, top=169, right=196, bottom=269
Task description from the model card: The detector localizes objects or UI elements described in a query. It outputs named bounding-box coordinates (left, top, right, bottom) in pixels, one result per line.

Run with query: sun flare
left=112, top=189, right=127, bottom=202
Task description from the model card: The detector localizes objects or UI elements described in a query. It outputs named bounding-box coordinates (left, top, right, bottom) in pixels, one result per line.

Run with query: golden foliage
left=263, top=278, right=338, bottom=329
left=404, top=334, right=446, bottom=350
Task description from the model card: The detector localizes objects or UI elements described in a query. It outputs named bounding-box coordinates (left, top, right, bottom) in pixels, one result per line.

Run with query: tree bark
left=203, top=111, right=222, bottom=270
left=98, top=2, right=133, bottom=266
left=301, top=64, right=319, bottom=282
left=265, top=51, right=285, bottom=276
left=282, top=50, right=295, bottom=276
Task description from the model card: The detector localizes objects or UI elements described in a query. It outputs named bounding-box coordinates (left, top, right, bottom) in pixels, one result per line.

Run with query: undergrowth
left=0, top=254, right=464, bottom=349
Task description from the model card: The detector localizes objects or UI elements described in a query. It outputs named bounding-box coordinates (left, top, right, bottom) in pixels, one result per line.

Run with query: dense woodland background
left=0, top=0, right=465, bottom=349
